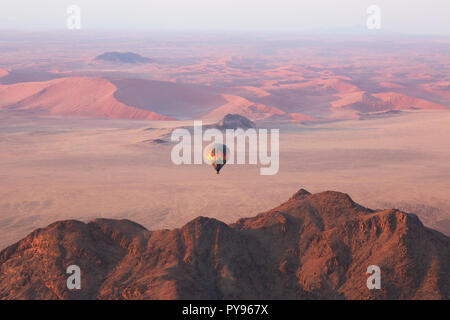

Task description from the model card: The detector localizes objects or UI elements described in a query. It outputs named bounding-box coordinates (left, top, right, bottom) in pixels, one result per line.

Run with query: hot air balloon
left=205, top=143, right=229, bottom=174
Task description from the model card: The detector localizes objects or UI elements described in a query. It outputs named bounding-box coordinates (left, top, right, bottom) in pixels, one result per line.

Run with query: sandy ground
left=0, top=110, right=449, bottom=249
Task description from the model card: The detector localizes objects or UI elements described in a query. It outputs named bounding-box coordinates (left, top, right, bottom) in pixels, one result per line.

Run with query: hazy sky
left=1, top=0, right=449, bottom=34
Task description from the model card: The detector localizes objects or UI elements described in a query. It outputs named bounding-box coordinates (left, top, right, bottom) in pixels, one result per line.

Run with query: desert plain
left=0, top=32, right=449, bottom=249
left=0, top=109, right=449, bottom=249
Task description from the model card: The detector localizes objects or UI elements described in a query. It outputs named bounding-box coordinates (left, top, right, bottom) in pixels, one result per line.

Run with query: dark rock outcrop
left=95, top=52, right=153, bottom=64
left=214, top=114, right=255, bottom=130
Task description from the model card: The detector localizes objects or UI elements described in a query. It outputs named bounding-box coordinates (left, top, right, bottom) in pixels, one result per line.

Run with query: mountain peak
left=290, top=188, right=312, bottom=200
left=312, top=190, right=358, bottom=207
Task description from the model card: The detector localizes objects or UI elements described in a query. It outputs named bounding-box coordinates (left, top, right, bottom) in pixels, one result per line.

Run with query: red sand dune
left=0, top=81, right=50, bottom=107
left=373, top=92, right=448, bottom=110
left=203, top=94, right=311, bottom=121
left=0, top=77, right=173, bottom=120
left=288, top=113, right=315, bottom=121
left=111, top=78, right=227, bottom=119
left=0, top=69, right=447, bottom=122
left=379, top=82, right=406, bottom=89
left=420, top=81, right=450, bottom=101
left=330, top=91, right=367, bottom=111
left=267, top=78, right=360, bottom=95
left=253, top=78, right=363, bottom=119
left=330, top=91, right=448, bottom=115
left=315, top=78, right=361, bottom=94
left=202, top=94, right=286, bottom=120
left=232, top=86, right=271, bottom=98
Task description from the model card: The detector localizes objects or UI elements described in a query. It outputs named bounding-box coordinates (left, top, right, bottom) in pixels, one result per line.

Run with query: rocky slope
left=0, top=189, right=449, bottom=300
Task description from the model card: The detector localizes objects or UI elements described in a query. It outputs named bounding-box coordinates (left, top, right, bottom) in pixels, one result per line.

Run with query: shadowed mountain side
left=0, top=189, right=449, bottom=300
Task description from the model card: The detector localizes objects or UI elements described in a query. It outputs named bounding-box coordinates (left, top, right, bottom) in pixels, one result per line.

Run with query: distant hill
left=94, top=52, right=153, bottom=64
left=214, top=114, right=255, bottom=130
left=0, top=188, right=449, bottom=300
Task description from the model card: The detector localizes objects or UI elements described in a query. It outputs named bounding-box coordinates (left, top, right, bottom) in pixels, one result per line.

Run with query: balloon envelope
left=205, top=143, right=229, bottom=174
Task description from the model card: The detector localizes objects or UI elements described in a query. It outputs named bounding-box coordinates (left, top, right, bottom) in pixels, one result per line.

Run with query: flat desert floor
left=0, top=110, right=449, bottom=249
